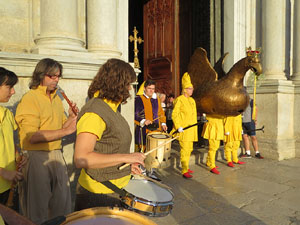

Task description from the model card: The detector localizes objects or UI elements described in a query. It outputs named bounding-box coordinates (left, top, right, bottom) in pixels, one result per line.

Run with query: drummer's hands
left=127, top=152, right=146, bottom=167
left=144, top=119, right=152, bottom=126
left=162, top=124, right=168, bottom=132
left=131, top=163, right=143, bottom=175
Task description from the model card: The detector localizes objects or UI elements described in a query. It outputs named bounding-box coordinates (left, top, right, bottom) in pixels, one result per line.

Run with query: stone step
left=168, top=140, right=242, bottom=169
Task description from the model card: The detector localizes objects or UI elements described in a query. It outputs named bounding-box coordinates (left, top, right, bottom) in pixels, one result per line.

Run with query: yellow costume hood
left=182, top=72, right=193, bottom=89
left=136, top=81, right=145, bottom=96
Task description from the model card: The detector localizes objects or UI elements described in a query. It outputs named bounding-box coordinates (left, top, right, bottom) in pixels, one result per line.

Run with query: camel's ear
left=188, top=47, right=218, bottom=88
left=214, top=52, right=229, bottom=80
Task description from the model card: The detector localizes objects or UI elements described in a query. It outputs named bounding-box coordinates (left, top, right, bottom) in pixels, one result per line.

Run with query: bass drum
left=61, top=207, right=157, bottom=225
left=146, top=132, right=172, bottom=169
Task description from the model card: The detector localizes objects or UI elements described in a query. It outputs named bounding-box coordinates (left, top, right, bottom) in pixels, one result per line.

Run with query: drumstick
left=152, top=116, right=161, bottom=122
left=139, top=174, right=173, bottom=190
left=119, top=136, right=179, bottom=170
left=57, top=85, right=78, bottom=115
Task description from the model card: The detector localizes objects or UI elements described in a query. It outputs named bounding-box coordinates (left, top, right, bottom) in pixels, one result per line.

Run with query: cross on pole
left=129, top=26, right=144, bottom=69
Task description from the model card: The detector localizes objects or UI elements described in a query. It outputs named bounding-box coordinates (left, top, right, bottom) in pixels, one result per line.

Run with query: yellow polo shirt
left=0, top=106, right=17, bottom=193
left=15, top=86, right=67, bottom=151
left=77, top=97, right=131, bottom=194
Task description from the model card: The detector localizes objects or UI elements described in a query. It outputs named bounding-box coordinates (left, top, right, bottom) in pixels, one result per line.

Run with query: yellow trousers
left=206, top=139, right=220, bottom=170
left=179, top=141, right=194, bottom=174
left=224, top=141, right=240, bottom=163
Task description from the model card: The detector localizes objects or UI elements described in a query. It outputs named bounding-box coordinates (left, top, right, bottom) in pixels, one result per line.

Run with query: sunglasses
left=45, top=74, right=62, bottom=80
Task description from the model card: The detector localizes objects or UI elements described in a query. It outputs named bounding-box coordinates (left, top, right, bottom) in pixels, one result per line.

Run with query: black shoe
left=255, top=153, right=264, bottom=159
left=241, top=153, right=252, bottom=158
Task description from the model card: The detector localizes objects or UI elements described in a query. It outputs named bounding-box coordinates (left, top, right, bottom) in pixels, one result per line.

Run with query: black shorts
left=242, top=121, right=256, bottom=136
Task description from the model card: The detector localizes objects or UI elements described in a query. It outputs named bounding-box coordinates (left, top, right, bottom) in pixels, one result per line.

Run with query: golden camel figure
left=188, top=47, right=262, bottom=116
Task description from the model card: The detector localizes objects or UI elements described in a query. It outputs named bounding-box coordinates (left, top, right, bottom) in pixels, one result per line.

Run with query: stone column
left=292, top=0, right=300, bottom=80
left=223, top=0, right=247, bottom=72
left=87, top=0, right=121, bottom=57
left=255, top=0, right=295, bottom=161
left=262, top=0, right=287, bottom=80
left=33, top=0, right=85, bottom=52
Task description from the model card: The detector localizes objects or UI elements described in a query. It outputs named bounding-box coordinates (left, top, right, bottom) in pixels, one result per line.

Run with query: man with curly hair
left=74, top=58, right=145, bottom=210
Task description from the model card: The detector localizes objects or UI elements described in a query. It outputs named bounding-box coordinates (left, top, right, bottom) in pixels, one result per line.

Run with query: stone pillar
left=262, top=0, right=287, bottom=80
left=223, top=0, right=247, bottom=72
left=253, top=0, right=295, bottom=160
left=292, top=0, right=300, bottom=80
left=87, top=0, right=121, bottom=58
left=33, top=0, right=85, bottom=52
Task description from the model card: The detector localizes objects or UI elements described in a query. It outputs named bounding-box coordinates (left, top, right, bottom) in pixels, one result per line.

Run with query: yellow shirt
left=77, top=98, right=131, bottom=194
left=0, top=106, right=17, bottom=193
left=172, top=95, right=198, bottom=142
left=15, top=86, right=67, bottom=151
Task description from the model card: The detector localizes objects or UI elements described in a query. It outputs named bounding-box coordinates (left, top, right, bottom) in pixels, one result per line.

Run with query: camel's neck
left=226, top=57, right=250, bottom=86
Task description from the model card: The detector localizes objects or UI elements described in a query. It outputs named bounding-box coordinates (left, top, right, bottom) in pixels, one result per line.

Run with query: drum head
left=124, top=179, right=173, bottom=202
left=66, top=216, right=136, bottom=225
left=62, top=207, right=157, bottom=225
left=148, top=134, right=170, bottom=139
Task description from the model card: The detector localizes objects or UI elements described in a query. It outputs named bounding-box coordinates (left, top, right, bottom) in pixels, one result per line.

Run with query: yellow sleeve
left=15, top=93, right=41, bottom=147
left=77, top=112, right=106, bottom=140
left=171, top=97, right=182, bottom=129
left=6, top=109, right=18, bottom=130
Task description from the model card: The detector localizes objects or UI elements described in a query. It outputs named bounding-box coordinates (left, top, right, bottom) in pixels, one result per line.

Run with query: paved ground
left=68, top=142, right=300, bottom=225
left=144, top=143, right=300, bottom=225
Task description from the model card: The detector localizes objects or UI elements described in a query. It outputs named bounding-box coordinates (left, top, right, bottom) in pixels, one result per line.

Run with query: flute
left=5, top=151, right=21, bottom=208
left=57, top=85, right=78, bottom=115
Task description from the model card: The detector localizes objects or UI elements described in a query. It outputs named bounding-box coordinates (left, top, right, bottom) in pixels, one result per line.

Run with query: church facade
left=0, top=0, right=299, bottom=160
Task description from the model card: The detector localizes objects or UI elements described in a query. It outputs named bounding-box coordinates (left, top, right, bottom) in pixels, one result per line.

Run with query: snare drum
left=146, top=132, right=172, bottom=169
left=61, top=207, right=157, bottom=225
left=121, top=179, right=173, bottom=217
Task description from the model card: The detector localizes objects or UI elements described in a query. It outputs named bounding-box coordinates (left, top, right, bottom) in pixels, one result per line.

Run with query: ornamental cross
left=129, top=26, right=144, bottom=68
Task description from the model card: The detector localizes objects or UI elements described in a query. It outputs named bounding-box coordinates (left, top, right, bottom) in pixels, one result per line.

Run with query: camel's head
left=246, top=47, right=263, bottom=76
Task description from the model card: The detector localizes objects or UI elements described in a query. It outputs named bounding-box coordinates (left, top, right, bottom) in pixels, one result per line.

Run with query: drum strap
left=101, top=181, right=127, bottom=197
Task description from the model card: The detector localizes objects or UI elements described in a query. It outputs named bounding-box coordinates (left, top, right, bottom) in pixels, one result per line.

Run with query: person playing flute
left=15, top=58, right=78, bottom=224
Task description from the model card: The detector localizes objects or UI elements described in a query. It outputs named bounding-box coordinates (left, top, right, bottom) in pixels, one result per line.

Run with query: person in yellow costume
left=171, top=72, right=198, bottom=179
left=0, top=67, right=26, bottom=209
left=223, top=114, right=245, bottom=167
left=74, top=59, right=145, bottom=210
left=202, top=114, right=224, bottom=174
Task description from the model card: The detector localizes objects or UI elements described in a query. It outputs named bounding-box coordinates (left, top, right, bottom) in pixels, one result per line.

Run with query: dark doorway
left=129, top=0, right=223, bottom=95
left=129, top=0, right=145, bottom=88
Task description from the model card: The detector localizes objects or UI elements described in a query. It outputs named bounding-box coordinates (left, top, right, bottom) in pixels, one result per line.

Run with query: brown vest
left=77, top=98, right=131, bottom=182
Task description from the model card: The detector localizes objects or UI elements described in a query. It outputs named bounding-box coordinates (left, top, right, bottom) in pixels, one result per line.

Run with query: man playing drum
left=134, top=80, right=167, bottom=176
left=74, top=59, right=145, bottom=210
